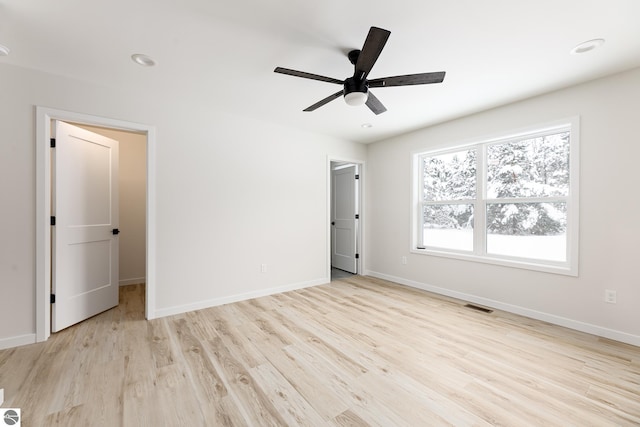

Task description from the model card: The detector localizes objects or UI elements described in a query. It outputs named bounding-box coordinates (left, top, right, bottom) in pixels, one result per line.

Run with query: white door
left=331, top=164, right=358, bottom=274
left=52, top=121, right=119, bottom=332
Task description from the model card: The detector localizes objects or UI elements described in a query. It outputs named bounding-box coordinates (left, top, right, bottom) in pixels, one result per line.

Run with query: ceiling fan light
left=344, top=91, right=368, bottom=106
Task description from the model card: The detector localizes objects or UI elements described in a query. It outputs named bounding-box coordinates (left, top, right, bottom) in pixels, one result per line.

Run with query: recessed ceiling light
left=361, top=123, right=373, bottom=129
left=131, top=53, right=156, bottom=67
left=0, top=44, right=10, bottom=56
left=570, top=39, right=605, bottom=55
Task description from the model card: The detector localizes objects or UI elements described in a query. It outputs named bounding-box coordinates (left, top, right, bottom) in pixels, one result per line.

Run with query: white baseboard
left=153, top=277, right=330, bottom=319
left=0, top=333, right=36, bottom=350
left=119, top=277, right=146, bottom=286
left=366, top=270, right=640, bottom=348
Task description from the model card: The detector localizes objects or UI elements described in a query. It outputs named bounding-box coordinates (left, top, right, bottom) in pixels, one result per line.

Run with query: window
left=421, top=148, right=476, bottom=252
left=413, top=118, right=579, bottom=275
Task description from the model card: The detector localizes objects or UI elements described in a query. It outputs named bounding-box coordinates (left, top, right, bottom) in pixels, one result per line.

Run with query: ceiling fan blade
left=303, top=90, right=344, bottom=112
left=368, top=71, right=446, bottom=88
left=365, top=91, right=387, bottom=115
left=354, top=27, right=391, bottom=81
left=274, top=67, right=343, bottom=85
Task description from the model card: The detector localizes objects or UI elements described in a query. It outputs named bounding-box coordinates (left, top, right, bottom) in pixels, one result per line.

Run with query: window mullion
left=486, top=196, right=569, bottom=204
left=424, top=199, right=476, bottom=206
left=417, top=155, right=426, bottom=248
left=475, top=144, right=487, bottom=255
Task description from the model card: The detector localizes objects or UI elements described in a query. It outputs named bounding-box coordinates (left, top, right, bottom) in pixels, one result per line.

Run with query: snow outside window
left=413, top=118, right=579, bottom=275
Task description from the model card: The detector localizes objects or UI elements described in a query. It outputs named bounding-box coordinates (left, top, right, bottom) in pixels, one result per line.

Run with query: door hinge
left=50, top=138, right=56, bottom=148
left=355, top=214, right=359, bottom=219
left=50, top=294, right=56, bottom=304
left=355, top=174, right=359, bottom=180
left=355, top=253, right=360, bottom=259
left=50, top=216, right=56, bottom=226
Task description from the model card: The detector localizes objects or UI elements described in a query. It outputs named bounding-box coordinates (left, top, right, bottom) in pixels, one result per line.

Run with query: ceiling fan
left=274, top=26, right=446, bottom=115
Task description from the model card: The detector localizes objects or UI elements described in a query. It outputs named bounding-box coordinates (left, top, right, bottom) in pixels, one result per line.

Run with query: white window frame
left=411, top=117, right=579, bottom=276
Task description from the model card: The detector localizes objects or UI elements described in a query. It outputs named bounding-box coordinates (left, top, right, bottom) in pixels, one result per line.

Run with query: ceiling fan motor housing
left=343, top=77, right=369, bottom=106
left=344, top=77, right=368, bottom=95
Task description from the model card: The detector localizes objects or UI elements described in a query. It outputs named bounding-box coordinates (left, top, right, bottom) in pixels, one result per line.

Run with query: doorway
left=329, top=160, right=363, bottom=281
left=36, top=107, right=157, bottom=342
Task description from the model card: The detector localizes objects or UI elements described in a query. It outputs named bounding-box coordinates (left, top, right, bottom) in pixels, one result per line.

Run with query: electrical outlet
left=401, top=256, right=407, bottom=265
left=605, top=289, right=617, bottom=304
left=261, top=263, right=267, bottom=273
left=0, top=387, right=4, bottom=406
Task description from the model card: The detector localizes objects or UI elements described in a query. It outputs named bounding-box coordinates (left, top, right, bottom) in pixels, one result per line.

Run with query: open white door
left=331, top=164, right=358, bottom=274
left=52, top=121, right=119, bottom=332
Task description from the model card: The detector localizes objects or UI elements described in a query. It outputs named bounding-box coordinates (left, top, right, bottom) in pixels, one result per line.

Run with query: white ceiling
left=2, top=0, right=640, bottom=143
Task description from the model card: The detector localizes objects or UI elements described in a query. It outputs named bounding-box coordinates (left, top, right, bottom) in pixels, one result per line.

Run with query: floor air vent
left=464, top=304, right=493, bottom=314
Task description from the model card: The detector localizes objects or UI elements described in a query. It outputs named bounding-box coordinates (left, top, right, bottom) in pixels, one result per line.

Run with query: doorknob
left=331, top=221, right=335, bottom=226
left=112, top=229, right=120, bottom=235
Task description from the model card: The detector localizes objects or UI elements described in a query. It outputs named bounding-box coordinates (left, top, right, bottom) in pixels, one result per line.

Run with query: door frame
left=327, top=156, right=365, bottom=279
left=36, top=107, right=157, bottom=342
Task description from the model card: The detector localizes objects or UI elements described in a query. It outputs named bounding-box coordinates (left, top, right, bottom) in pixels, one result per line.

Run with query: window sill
left=410, top=247, right=578, bottom=276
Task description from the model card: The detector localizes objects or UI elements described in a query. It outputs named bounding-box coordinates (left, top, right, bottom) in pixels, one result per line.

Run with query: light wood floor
left=1, top=276, right=639, bottom=426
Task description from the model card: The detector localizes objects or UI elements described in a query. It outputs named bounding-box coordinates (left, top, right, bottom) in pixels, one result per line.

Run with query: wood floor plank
left=331, top=409, right=370, bottom=427
left=1, top=280, right=639, bottom=426
left=167, top=317, right=247, bottom=426
left=248, top=361, right=326, bottom=426
left=148, top=318, right=176, bottom=369
left=235, top=316, right=351, bottom=420
left=205, top=336, right=290, bottom=427
left=264, top=308, right=369, bottom=378
left=188, top=308, right=268, bottom=369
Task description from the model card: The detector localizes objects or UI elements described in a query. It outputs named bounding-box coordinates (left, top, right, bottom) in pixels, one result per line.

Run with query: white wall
left=0, top=62, right=366, bottom=348
left=4, top=58, right=637, bottom=349
left=78, top=125, right=147, bottom=286
left=365, top=67, right=640, bottom=345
